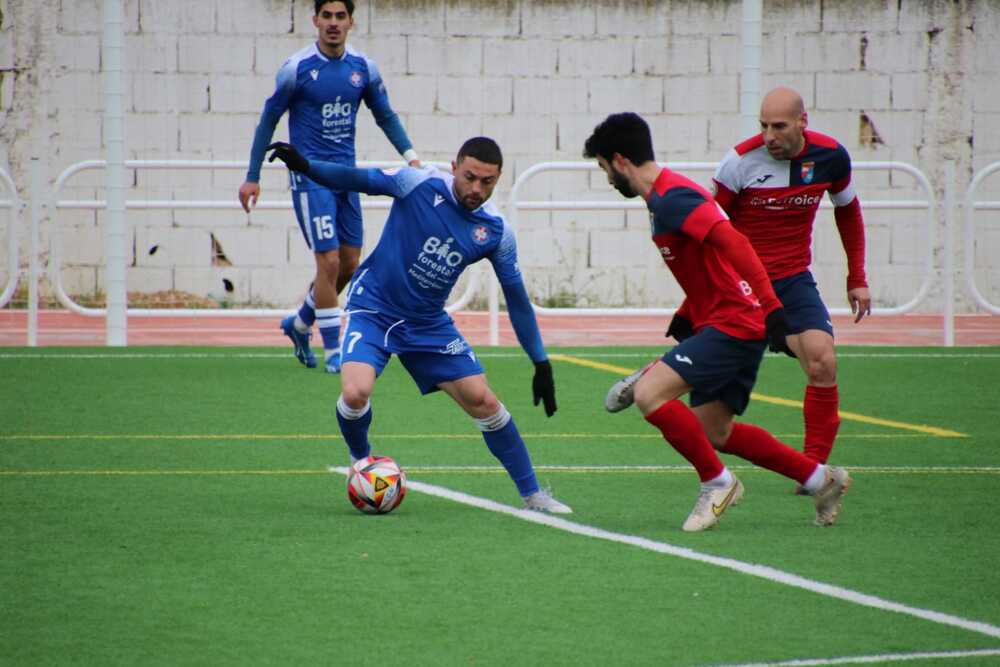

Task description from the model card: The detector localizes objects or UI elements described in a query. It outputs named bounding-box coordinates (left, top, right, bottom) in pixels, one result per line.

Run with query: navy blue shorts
left=291, top=187, right=363, bottom=252
left=772, top=271, right=834, bottom=337
left=662, top=327, right=766, bottom=415
left=341, top=310, right=484, bottom=395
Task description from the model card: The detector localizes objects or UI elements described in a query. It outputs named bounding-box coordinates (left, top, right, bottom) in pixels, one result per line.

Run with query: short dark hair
left=457, top=137, right=503, bottom=171
left=583, top=112, right=655, bottom=165
left=315, top=0, right=354, bottom=16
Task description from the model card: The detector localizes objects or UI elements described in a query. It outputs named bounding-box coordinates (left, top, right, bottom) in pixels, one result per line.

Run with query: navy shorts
left=341, top=310, right=484, bottom=395
left=291, top=187, right=363, bottom=252
left=662, top=327, right=767, bottom=415
left=772, top=271, right=834, bottom=337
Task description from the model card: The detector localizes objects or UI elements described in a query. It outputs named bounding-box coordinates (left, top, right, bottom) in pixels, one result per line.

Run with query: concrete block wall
left=2, top=0, right=1000, bottom=313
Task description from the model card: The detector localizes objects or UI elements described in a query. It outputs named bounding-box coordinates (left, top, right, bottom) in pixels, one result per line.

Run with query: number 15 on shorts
left=314, top=215, right=334, bottom=240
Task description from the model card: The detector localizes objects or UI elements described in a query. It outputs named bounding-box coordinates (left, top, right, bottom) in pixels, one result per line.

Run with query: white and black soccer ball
left=346, top=455, right=407, bottom=514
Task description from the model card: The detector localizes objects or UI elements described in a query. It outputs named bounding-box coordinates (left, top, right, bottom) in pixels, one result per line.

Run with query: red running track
left=2, top=310, right=999, bottom=347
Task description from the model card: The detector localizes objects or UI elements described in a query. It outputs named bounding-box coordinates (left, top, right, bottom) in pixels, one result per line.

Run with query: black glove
left=764, top=308, right=796, bottom=358
left=665, top=313, right=694, bottom=342
left=532, top=360, right=557, bottom=417
left=266, top=142, right=310, bottom=173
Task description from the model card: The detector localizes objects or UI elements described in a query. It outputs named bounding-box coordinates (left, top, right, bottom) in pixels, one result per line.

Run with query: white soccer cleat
left=682, top=477, right=744, bottom=532
left=523, top=489, right=573, bottom=514
left=604, top=362, right=655, bottom=413
left=813, top=466, right=851, bottom=526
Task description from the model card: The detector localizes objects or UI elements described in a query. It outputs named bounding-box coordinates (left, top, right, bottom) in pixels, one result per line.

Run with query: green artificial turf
left=2, top=346, right=999, bottom=665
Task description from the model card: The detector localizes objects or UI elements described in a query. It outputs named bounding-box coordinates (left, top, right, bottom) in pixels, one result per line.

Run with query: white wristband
left=403, top=149, right=419, bottom=164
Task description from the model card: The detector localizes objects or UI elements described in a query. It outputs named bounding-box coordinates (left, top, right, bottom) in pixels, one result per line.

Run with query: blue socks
left=316, top=306, right=342, bottom=354
left=336, top=395, right=372, bottom=461
left=476, top=406, right=539, bottom=497
left=296, top=287, right=316, bottom=329
left=337, top=398, right=540, bottom=497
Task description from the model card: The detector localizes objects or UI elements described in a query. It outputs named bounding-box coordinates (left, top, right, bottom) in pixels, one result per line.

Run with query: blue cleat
left=280, top=316, right=316, bottom=368
left=325, top=347, right=342, bottom=374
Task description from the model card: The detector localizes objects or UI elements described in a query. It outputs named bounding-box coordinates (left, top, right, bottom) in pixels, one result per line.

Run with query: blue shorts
left=772, top=271, right=834, bottom=337
left=662, top=327, right=766, bottom=415
left=291, top=187, right=363, bottom=252
left=341, top=310, right=484, bottom=395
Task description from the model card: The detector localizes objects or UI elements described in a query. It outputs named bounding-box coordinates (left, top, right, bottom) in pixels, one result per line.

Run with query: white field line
left=329, top=466, right=1000, bottom=642
left=710, top=647, right=1000, bottom=666
left=2, top=351, right=1000, bottom=360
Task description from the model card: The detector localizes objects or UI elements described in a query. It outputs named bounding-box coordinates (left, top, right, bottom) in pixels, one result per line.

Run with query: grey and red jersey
left=712, top=130, right=858, bottom=281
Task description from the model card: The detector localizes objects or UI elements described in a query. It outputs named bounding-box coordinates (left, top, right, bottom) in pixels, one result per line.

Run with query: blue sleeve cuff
left=503, top=281, right=546, bottom=363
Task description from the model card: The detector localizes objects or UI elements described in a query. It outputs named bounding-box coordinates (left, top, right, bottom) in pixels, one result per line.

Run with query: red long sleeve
left=834, top=197, right=868, bottom=289
left=705, top=220, right=782, bottom=315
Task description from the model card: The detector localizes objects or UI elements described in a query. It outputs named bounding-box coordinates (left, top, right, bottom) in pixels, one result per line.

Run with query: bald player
left=702, top=86, right=871, bottom=468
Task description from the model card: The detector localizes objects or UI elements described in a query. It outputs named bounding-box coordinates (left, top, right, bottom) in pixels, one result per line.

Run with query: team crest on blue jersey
left=471, top=225, right=490, bottom=244
left=349, top=71, right=363, bottom=88
left=800, top=161, right=815, bottom=184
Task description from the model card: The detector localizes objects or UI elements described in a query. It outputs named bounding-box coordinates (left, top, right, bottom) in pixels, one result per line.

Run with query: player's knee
left=315, top=250, right=341, bottom=281
left=463, top=387, right=499, bottom=417
left=633, top=378, right=661, bottom=414
left=340, top=381, right=371, bottom=409
left=703, top=423, right=732, bottom=450
left=806, top=353, right=837, bottom=385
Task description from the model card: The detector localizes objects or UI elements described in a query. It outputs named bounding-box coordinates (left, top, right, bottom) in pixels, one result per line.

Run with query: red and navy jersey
left=712, top=130, right=857, bottom=280
left=646, top=169, right=765, bottom=341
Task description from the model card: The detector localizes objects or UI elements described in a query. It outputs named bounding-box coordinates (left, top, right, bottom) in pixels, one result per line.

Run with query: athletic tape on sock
left=337, top=394, right=371, bottom=420
left=474, top=405, right=512, bottom=432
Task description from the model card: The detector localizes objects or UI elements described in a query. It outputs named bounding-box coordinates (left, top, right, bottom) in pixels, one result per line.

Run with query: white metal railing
left=0, top=167, right=23, bottom=308
left=492, top=161, right=937, bottom=342
left=48, top=159, right=481, bottom=317
left=964, top=161, right=1000, bottom=314
left=15, top=157, right=978, bottom=347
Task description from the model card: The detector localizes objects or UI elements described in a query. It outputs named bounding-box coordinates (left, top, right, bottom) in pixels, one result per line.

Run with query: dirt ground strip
left=1, top=311, right=999, bottom=347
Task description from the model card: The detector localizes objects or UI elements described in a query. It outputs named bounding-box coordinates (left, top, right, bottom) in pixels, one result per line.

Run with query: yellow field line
left=550, top=353, right=968, bottom=438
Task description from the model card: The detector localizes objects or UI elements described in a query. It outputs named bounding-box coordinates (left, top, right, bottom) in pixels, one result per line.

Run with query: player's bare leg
left=337, top=245, right=361, bottom=293
left=787, top=329, right=840, bottom=464
left=635, top=363, right=742, bottom=532
left=336, top=361, right=378, bottom=463
left=439, top=375, right=571, bottom=513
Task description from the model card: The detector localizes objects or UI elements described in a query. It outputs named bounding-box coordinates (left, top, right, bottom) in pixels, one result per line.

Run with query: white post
left=102, top=0, right=127, bottom=346
left=740, top=0, right=763, bottom=138
left=943, top=161, right=955, bottom=347
left=28, top=158, right=41, bottom=347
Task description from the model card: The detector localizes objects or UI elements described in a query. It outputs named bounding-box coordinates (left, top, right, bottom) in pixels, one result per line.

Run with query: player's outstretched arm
left=502, top=280, right=556, bottom=417
left=266, top=142, right=368, bottom=192
left=266, top=142, right=420, bottom=199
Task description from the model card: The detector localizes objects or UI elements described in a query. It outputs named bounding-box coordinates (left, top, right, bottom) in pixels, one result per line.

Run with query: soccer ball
left=347, top=455, right=407, bottom=514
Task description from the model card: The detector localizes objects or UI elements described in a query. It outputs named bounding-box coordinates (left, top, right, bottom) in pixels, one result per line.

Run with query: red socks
left=645, top=400, right=724, bottom=482
left=722, top=422, right=818, bottom=485
left=803, top=385, right=840, bottom=463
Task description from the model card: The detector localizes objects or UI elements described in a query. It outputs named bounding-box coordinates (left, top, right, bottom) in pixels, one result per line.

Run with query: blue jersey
left=246, top=43, right=412, bottom=188
left=346, top=167, right=524, bottom=323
